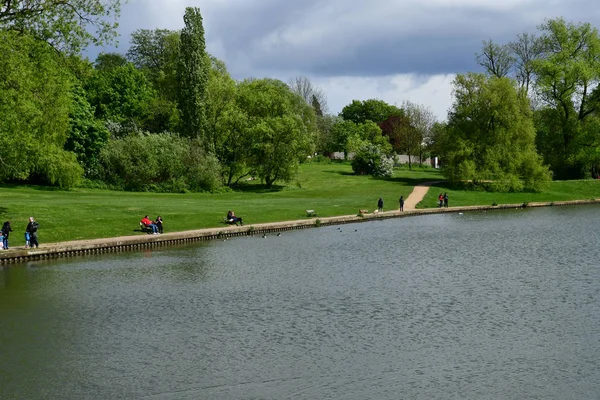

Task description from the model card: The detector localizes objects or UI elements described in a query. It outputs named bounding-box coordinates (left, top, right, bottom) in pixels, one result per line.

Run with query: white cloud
left=315, top=74, right=456, bottom=121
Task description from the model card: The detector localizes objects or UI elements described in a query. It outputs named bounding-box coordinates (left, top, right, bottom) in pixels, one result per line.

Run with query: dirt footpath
left=403, top=181, right=444, bottom=210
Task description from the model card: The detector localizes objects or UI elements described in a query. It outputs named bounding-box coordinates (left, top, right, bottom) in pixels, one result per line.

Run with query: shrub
left=97, top=133, right=222, bottom=192
left=351, top=144, right=394, bottom=177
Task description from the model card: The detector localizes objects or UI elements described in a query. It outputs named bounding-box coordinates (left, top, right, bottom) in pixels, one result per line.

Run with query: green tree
left=127, top=29, right=180, bottom=101
left=329, top=120, right=390, bottom=158
left=0, top=30, right=82, bottom=187
left=0, top=0, right=122, bottom=54
left=532, top=18, right=600, bottom=179
left=444, top=73, right=550, bottom=191
left=339, top=99, right=402, bottom=124
left=237, top=78, right=317, bottom=188
left=177, top=7, right=210, bottom=139
left=65, top=84, right=110, bottom=175
left=379, top=114, right=421, bottom=170
left=94, top=52, right=128, bottom=71
left=205, top=56, right=237, bottom=155
left=86, top=60, right=156, bottom=130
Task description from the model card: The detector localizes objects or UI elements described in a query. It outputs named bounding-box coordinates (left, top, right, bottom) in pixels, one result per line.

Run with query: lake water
left=1, top=206, right=600, bottom=399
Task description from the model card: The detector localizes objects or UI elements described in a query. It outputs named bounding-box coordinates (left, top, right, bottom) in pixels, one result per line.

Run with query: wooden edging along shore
left=1, top=198, right=598, bottom=266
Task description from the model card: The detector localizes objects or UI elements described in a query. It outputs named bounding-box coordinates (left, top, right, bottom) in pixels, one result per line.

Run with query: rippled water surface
left=2, top=206, right=600, bottom=399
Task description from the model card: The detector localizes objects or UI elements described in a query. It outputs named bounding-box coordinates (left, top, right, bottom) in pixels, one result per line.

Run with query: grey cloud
left=92, top=0, right=600, bottom=80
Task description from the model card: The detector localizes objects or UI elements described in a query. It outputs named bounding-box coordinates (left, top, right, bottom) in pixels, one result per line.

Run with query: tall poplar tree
left=177, top=7, right=209, bottom=139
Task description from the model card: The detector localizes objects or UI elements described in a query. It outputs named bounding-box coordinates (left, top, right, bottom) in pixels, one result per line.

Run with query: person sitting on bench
left=226, top=210, right=243, bottom=226
left=141, top=215, right=159, bottom=234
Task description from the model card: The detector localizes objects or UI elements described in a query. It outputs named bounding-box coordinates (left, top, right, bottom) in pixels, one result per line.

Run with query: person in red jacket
left=141, top=215, right=159, bottom=234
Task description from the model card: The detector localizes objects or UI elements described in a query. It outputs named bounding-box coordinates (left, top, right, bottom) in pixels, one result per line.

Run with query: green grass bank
left=0, top=163, right=439, bottom=243
left=1, top=162, right=599, bottom=244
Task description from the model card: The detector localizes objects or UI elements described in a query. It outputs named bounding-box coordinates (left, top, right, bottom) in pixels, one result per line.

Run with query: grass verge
left=0, top=163, right=441, bottom=243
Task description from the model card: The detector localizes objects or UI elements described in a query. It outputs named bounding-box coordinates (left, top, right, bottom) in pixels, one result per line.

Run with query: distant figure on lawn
left=226, top=210, right=244, bottom=226
left=155, top=216, right=164, bottom=234
left=141, top=215, right=159, bottom=234
left=2, top=221, right=13, bottom=250
left=25, top=217, right=40, bottom=248
left=438, top=193, right=444, bottom=208
left=443, top=193, right=449, bottom=208
left=399, top=196, right=404, bottom=212
left=377, top=197, right=384, bottom=212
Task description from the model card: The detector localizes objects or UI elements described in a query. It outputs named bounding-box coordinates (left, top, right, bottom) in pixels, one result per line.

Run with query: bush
left=351, top=144, right=394, bottom=177
left=97, top=133, right=222, bottom=192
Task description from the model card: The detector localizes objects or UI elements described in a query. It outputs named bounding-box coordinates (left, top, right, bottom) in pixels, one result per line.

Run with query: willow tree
left=443, top=73, right=550, bottom=192
left=0, top=0, right=122, bottom=53
left=0, top=30, right=82, bottom=187
left=177, top=7, right=209, bottom=139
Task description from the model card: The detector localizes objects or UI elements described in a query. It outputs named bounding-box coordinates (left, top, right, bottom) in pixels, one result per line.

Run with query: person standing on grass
left=438, top=193, right=444, bottom=208
left=2, top=221, right=13, bottom=250
left=443, top=193, right=449, bottom=208
left=377, top=197, right=384, bottom=212
left=26, top=217, right=40, bottom=248
left=399, top=196, right=404, bottom=212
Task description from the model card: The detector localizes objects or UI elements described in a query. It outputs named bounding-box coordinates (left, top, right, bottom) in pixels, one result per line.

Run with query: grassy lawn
left=0, top=163, right=441, bottom=243
left=418, top=180, right=600, bottom=209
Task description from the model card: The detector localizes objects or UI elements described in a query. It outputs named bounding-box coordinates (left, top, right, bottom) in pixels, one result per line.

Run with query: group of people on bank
left=140, top=215, right=164, bottom=234
left=377, top=192, right=448, bottom=212
left=0, top=217, right=40, bottom=250
left=438, top=193, right=449, bottom=208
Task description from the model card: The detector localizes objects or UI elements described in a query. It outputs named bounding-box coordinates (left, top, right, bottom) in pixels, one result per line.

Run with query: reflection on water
left=1, top=206, right=600, bottom=399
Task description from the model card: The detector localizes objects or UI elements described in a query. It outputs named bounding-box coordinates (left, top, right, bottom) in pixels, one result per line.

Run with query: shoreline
left=1, top=199, right=599, bottom=266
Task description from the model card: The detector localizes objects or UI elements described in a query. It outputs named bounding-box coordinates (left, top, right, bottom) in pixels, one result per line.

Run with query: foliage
left=0, top=30, right=82, bottom=187
left=351, top=144, right=394, bottom=177
left=443, top=73, right=550, bottom=192
left=532, top=18, right=600, bottom=179
left=379, top=114, right=421, bottom=170
left=237, top=78, right=317, bottom=188
left=340, top=99, right=402, bottom=124
left=127, top=29, right=180, bottom=102
left=97, top=133, right=221, bottom=192
left=86, top=61, right=156, bottom=128
left=205, top=56, right=237, bottom=155
left=94, top=52, right=127, bottom=71
left=0, top=0, right=122, bottom=54
left=329, top=120, right=391, bottom=157
left=177, top=7, right=209, bottom=139
left=65, top=84, right=110, bottom=175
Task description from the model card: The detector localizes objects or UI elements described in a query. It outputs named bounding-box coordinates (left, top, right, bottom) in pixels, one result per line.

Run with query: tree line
left=0, top=2, right=596, bottom=192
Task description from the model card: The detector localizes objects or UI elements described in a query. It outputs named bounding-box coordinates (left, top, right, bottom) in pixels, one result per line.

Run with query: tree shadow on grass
left=323, top=170, right=355, bottom=176
left=228, top=183, right=285, bottom=193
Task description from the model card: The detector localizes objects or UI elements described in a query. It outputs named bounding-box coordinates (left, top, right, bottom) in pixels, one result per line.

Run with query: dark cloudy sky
left=94, top=0, right=600, bottom=120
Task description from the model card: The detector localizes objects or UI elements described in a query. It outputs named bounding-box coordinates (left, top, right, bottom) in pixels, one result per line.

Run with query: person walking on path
left=443, top=193, right=449, bottom=208
left=399, top=196, right=404, bottom=212
left=2, top=221, right=13, bottom=250
left=377, top=197, right=384, bottom=212
left=26, top=217, right=40, bottom=248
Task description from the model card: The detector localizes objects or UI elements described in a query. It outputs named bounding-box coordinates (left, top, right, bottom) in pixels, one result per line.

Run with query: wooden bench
left=305, top=209, right=317, bottom=217
left=139, top=222, right=153, bottom=234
